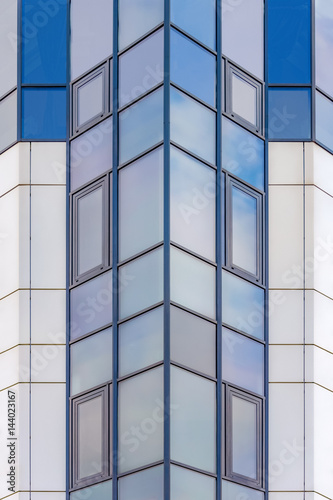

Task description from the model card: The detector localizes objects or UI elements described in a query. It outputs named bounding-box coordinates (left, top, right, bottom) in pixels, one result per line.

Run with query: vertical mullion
left=17, top=0, right=22, bottom=140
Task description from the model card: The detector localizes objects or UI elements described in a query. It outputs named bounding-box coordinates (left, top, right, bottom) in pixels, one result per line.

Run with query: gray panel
left=0, top=0, right=17, bottom=97
left=0, top=91, right=17, bottom=152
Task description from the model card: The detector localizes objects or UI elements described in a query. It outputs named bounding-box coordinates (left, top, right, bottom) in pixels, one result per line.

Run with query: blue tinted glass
left=171, top=0, right=216, bottom=49
left=70, top=271, right=112, bottom=340
left=22, top=88, right=66, bottom=139
left=222, top=270, right=264, bottom=340
left=119, top=465, right=163, bottom=500
left=170, top=29, right=216, bottom=107
left=316, top=0, right=333, bottom=96
left=268, top=0, right=311, bottom=84
left=222, top=481, right=263, bottom=500
left=268, top=88, right=311, bottom=140
left=22, top=0, right=66, bottom=84
left=222, top=117, right=264, bottom=190
left=119, top=0, right=164, bottom=50
left=70, top=480, right=112, bottom=500
left=316, top=91, right=333, bottom=152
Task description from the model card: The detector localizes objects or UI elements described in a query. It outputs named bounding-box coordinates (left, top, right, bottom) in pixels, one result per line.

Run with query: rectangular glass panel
left=171, top=246, right=215, bottom=319
left=231, top=73, right=257, bottom=127
left=71, top=0, right=113, bottom=80
left=119, top=0, right=164, bottom=50
left=71, top=327, right=112, bottom=396
left=119, top=88, right=163, bottom=164
left=170, top=147, right=215, bottom=261
left=222, top=270, right=264, bottom=340
left=171, top=366, right=216, bottom=473
left=222, top=480, right=264, bottom=500
left=0, top=91, right=17, bottom=152
left=119, top=306, right=163, bottom=377
left=222, top=327, right=264, bottom=395
left=70, top=271, right=112, bottom=340
left=22, top=88, right=66, bottom=139
left=77, top=395, right=103, bottom=480
left=119, top=147, right=163, bottom=261
left=119, top=247, right=163, bottom=320
left=118, top=465, right=163, bottom=500
left=170, top=28, right=216, bottom=107
left=170, top=87, right=216, bottom=165
left=77, top=72, right=104, bottom=129
left=171, top=0, right=216, bottom=49
left=268, top=88, right=311, bottom=140
left=316, top=0, right=333, bottom=96
left=118, top=366, right=163, bottom=473
left=0, top=0, right=17, bottom=97
left=119, top=28, right=163, bottom=108
left=170, top=305, right=216, bottom=377
left=171, top=465, right=216, bottom=500
left=316, top=91, right=333, bottom=152
left=70, top=117, right=113, bottom=191
left=70, top=480, right=112, bottom=500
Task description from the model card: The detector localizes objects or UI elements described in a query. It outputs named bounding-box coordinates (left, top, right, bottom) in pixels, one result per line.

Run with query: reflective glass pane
left=0, top=0, right=17, bottom=97
left=316, top=91, right=333, bottom=152
left=171, top=247, right=215, bottom=319
left=70, top=480, right=112, bottom=500
left=171, top=366, right=216, bottom=473
left=119, top=29, right=163, bottom=108
left=222, top=116, right=264, bottom=191
left=222, top=270, right=264, bottom=340
left=70, top=271, right=112, bottom=340
left=170, top=306, right=216, bottom=377
left=71, top=118, right=113, bottom=191
left=119, top=307, right=163, bottom=377
left=119, top=88, right=163, bottom=164
left=170, top=29, right=216, bottom=107
left=170, top=87, right=216, bottom=164
left=22, top=88, right=66, bottom=139
left=231, top=184, right=258, bottom=276
left=222, top=328, right=264, bottom=395
left=268, top=0, right=311, bottom=84
left=170, top=147, right=215, bottom=261
left=268, top=88, right=311, bottom=140
left=222, top=0, right=263, bottom=80
left=119, top=0, right=164, bottom=50
left=22, top=0, right=66, bottom=84
left=231, top=394, right=258, bottom=479
left=76, top=184, right=104, bottom=277
left=71, top=0, right=113, bottom=80
left=231, top=73, right=257, bottom=128
left=222, top=480, right=264, bottom=500
left=119, top=248, right=163, bottom=320
left=119, top=148, right=163, bottom=261
left=77, top=72, right=104, bottom=130
left=171, top=465, right=215, bottom=500
left=0, top=91, right=17, bottom=152
left=119, top=465, right=163, bottom=500
left=71, top=328, right=112, bottom=396
left=316, top=0, right=333, bottom=96
left=171, top=0, right=216, bottom=49
left=118, top=366, right=163, bottom=473
left=77, top=395, right=103, bottom=480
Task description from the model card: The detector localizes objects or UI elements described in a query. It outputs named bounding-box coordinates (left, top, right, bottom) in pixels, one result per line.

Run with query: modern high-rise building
left=0, top=1, right=333, bottom=499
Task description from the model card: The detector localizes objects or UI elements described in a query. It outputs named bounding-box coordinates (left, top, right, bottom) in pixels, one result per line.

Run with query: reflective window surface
left=119, top=0, right=164, bottom=50
left=22, top=88, right=66, bottom=139
left=118, top=366, right=163, bottom=473
left=71, top=118, right=113, bottom=191
left=119, top=306, right=163, bottom=377
left=118, top=465, right=163, bottom=500
left=171, top=366, right=216, bottom=473
left=231, top=72, right=258, bottom=129
left=0, top=91, right=17, bottom=152
left=170, top=305, right=216, bottom=377
left=222, top=0, right=263, bottom=80
left=316, top=91, right=333, bottom=152
left=268, top=0, right=311, bottom=84
left=119, top=248, right=163, bottom=320
left=76, top=71, right=104, bottom=131
left=119, top=29, right=163, bottom=108
left=71, top=328, right=112, bottom=396
left=71, top=0, right=113, bottom=80
left=170, top=28, right=216, bottom=107
left=119, top=148, right=163, bottom=261
left=70, top=271, right=112, bottom=340
left=222, top=117, right=264, bottom=191
left=171, top=0, right=216, bottom=49
left=70, top=480, right=112, bottom=500
left=119, top=88, right=163, bottom=164
left=222, top=480, right=264, bottom=500
left=222, top=328, right=264, bottom=395
left=0, top=0, right=17, bottom=97
left=268, top=88, right=311, bottom=140
left=222, top=271, right=264, bottom=340
left=316, top=0, right=333, bottom=96
left=170, top=147, right=216, bottom=261
left=171, top=247, right=216, bottom=319
left=170, top=87, right=216, bottom=164
left=171, top=465, right=216, bottom=500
